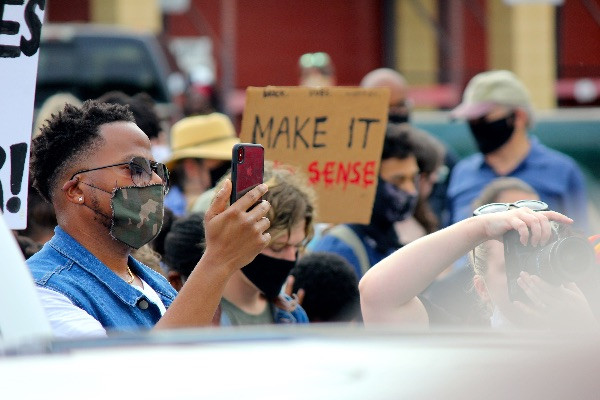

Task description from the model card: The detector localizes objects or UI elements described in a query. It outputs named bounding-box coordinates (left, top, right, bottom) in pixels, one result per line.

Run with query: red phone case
left=231, top=143, right=264, bottom=204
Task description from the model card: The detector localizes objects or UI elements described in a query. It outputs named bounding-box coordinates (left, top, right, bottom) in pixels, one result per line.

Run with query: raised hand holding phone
left=230, top=143, right=265, bottom=208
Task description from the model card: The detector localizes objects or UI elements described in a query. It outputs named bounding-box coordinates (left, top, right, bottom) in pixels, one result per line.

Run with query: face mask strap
left=80, top=201, right=113, bottom=223
left=79, top=180, right=114, bottom=195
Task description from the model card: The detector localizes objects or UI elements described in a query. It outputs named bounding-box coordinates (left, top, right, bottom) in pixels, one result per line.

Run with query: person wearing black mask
left=360, top=67, right=458, bottom=229
left=211, top=161, right=314, bottom=325
left=311, top=124, right=419, bottom=278
left=447, top=70, right=588, bottom=233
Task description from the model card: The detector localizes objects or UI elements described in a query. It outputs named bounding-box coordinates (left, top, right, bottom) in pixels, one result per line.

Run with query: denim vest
left=27, top=226, right=177, bottom=333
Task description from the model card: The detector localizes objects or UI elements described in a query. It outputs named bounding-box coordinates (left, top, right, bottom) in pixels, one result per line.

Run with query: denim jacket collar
left=48, top=226, right=175, bottom=307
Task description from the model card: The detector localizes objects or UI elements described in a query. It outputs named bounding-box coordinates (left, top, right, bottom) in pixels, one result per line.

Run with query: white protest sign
left=0, top=214, right=52, bottom=345
left=0, top=0, right=46, bottom=229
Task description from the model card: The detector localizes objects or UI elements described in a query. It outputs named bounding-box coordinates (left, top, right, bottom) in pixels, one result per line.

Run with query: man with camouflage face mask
left=27, top=100, right=272, bottom=337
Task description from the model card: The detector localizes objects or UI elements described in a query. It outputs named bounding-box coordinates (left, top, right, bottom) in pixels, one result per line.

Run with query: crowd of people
left=10, top=57, right=600, bottom=338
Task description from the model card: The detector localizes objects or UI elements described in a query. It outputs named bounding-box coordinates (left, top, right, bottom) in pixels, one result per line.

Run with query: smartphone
left=230, top=143, right=264, bottom=207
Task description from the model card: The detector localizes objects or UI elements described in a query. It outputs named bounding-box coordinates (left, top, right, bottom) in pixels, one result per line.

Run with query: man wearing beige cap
left=447, top=70, right=588, bottom=231
left=165, top=113, right=239, bottom=216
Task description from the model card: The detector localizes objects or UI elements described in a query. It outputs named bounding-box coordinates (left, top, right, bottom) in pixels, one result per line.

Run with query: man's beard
left=88, top=192, right=112, bottom=230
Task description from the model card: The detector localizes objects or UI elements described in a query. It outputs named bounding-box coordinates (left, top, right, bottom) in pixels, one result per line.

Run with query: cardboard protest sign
left=240, top=87, right=389, bottom=224
left=0, top=0, right=46, bottom=229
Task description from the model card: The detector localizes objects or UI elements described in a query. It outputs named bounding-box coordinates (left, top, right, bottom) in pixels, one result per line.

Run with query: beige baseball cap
left=450, top=70, right=532, bottom=120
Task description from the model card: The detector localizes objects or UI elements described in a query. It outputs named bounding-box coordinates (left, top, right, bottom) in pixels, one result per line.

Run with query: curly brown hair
left=30, top=100, right=134, bottom=203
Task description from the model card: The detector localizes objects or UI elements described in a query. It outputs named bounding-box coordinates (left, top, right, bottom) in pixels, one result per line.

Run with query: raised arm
left=155, top=180, right=271, bottom=329
left=359, top=208, right=572, bottom=327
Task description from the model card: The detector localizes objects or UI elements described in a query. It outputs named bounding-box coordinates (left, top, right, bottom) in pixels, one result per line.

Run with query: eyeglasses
left=473, top=200, right=548, bottom=216
left=70, top=156, right=170, bottom=194
left=299, top=52, right=332, bottom=69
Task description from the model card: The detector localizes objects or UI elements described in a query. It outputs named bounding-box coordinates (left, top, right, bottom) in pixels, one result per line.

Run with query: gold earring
left=78, top=196, right=83, bottom=203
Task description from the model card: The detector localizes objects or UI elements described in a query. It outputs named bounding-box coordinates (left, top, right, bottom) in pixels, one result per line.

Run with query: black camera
left=504, top=222, right=595, bottom=302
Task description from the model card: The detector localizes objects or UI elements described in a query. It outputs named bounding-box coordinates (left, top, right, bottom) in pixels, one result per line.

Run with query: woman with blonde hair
left=421, top=177, right=540, bottom=325
left=360, top=177, right=598, bottom=330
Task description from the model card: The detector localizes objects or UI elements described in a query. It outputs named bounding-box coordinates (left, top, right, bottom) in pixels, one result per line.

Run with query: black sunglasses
left=70, top=156, right=170, bottom=193
left=473, top=200, right=548, bottom=216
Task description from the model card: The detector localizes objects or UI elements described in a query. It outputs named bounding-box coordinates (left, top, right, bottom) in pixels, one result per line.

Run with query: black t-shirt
left=420, top=265, right=488, bottom=327
left=418, top=295, right=461, bottom=326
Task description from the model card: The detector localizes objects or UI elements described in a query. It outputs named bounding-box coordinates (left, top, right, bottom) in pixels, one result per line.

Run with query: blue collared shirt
left=28, top=226, right=177, bottom=333
left=447, top=138, right=589, bottom=232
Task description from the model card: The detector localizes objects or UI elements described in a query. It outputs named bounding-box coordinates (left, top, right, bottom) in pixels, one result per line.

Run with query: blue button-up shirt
left=447, top=138, right=589, bottom=232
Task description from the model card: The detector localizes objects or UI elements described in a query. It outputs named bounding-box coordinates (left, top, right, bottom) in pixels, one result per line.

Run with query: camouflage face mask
left=110, top=184, right=165, bottom=249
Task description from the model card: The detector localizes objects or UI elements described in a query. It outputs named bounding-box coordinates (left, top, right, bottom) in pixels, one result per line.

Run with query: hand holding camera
left=360, top=199, right=598, bottom=329
left=512, top=271, right=598, bottom=330
left=474, top=205, right=572, bottom=246
left=472, top=204, right=598, bottom=329
left=504, top=220, right=595, bottom=303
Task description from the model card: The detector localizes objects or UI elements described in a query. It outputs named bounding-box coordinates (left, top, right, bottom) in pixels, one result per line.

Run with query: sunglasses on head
left=69, top=156, right=170, bottom=193
left=470, top=199, right=548, bottom=265
left=472, top=200, right=548, bottom=217
left=299, top=52, right=332, bottom=69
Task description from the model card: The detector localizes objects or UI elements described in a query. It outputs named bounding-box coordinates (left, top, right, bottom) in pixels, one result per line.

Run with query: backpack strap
left=326, top=225, right=370, bottom=276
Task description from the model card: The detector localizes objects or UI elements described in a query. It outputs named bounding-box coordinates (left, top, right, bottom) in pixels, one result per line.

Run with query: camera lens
left=237, top=147, right=244, bottom=163
left=539, top=236, right=594, bottom=282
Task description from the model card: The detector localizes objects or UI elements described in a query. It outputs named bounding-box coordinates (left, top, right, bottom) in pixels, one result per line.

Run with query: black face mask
left=468, top=112, right=516, bottom=154
left=371, top=177, right=418, bottom=228
left=388, top=112, right=410, bottom=124
left=241, top=253, right=296, bottom=299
